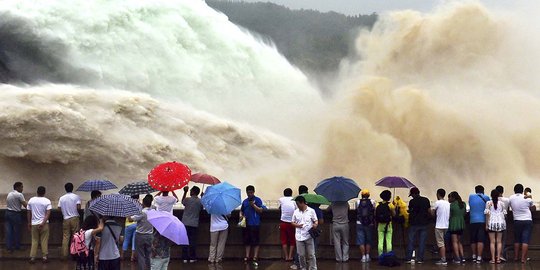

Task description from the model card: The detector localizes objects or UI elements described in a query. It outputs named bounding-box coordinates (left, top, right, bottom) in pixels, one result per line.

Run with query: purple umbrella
left=146, top=209, right=188, bottom=245
left=375, top=176, right=416, bottom=198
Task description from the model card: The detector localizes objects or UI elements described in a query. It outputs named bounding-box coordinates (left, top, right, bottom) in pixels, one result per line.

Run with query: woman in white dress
left=485, top=189, right=506, bottom=264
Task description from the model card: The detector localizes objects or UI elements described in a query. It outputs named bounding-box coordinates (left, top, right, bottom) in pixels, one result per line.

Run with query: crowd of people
left=3, top=180, right=537, bottom=270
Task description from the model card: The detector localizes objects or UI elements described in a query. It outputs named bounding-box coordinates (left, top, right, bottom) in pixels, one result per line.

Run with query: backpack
left=379, top=251, right=401, bottom=267
left=375, top=202, right=392, bottom=223
left=70, top=229, right=89, bottom=258
left=357, top=199, right=374, bottom=226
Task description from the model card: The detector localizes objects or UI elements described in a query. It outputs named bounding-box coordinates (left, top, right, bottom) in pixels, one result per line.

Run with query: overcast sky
left=231, top=0, right=514, bottom=15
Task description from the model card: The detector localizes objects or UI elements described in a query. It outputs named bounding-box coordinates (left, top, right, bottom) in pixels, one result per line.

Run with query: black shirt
left=408, top=196, right=431, bottom=226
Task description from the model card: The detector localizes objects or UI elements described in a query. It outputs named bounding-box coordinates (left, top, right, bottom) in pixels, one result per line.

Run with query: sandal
left=489, top=260, right=495, bottom=264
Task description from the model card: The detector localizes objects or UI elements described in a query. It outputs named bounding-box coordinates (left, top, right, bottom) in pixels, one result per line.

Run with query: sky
left=229, top=0, right=514, bottom=15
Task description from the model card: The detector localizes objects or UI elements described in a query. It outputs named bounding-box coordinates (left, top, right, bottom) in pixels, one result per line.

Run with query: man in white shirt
left=58, top=182, right=82, bottom=258
left=279, top=188, right=297, bottom=261
left=153, top=190, right=178, bottom=213
left=27, top=186, right=52, bottom=264
left=5, top=181, right=27, bottom=253
left=431, top=188, right=450, bottom=265
left=292, top=195, right=318, bottom=270
left=509, top=184, right=536, bottom=263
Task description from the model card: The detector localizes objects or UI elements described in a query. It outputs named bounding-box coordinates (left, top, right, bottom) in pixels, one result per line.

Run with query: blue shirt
left=469, top=193, right=490, bottom=223
left=241, top=196, right=267, bottom=226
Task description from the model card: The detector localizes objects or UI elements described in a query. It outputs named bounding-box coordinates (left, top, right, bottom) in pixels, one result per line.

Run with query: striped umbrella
left=77, top=179, right=117, bottom=192
left=89, top=194, right=142, bottom=217
left=119, top=181, right=157, bottom=196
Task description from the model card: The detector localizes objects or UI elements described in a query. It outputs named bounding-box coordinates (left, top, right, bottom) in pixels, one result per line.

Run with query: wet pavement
left=0, top=259, right=537, bottom=270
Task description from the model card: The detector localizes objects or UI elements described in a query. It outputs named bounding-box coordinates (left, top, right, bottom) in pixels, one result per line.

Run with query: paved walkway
left=0, top=259, right=537, bottom=270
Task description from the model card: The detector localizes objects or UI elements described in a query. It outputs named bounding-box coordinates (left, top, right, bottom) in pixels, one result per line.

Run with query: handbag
left=237, top=216, right=246, bottom=228
left=308, top=227, right=321, bottom=238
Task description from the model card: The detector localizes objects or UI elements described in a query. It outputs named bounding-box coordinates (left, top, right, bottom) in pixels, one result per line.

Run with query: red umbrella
left=148, top=161, right=191, bottom=191
left=191, top=173, right=221, bottom=185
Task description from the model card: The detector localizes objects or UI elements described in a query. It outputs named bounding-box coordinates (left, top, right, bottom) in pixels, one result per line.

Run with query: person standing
left=122, top=194, right=140, bottom=261
left=509, top=184, right=536, bottom=263
left=240, top=185, right=267, bottom=266
left=58, top=182, right=82, bottom=259
left=431, top=188, right=450, bottom=265
left=84, top=190, right=102, bottom=220
left=150, top=231, right=173, bottom=270
left=130, top=195, right=154, bottom=270
left=95, top=216, right=123, bottom=270
left=485, top=189, right=506, bottom=264
left=468, top=185, right=490, bottom=263
left=27, top=186, right=52, bottom=264
left=181, top=186, right=202, bottom=263
left=208, top=214, right=229, bottom=263
left=77, top=215, right=104, bottom=270
left=5, top=181, right=27, bottom=253
left=376, top=190, right=395, bottom=255
left=495, top=185, right=509, bottom=262
left=153, top=190, right=178, bottom=213
left=279, top=188, right=296, bottom=261
left=448, top=191, right=466, bottom=264
left=356, top=189, right=375, bottom=263
left=405, top=187, right=431, bottom=264
left=329, top=201, right=350, bottom=262
left=292, top=196, right=318, bottom=270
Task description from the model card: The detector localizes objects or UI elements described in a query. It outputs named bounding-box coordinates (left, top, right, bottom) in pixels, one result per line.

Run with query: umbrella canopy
left=314, top=176, right=360, bottom=202
left=375, top=176, right=415, bottom=189
left=146, top=209, right=188, bottom=245
left=201, top=182, right=241, bottom=215
left=294, top=193, right=331, bottom=205
left=77, top=179, right=117, bottom=192
left=88, top=194, right=142, bottom=217
left=148, top=161, right=191, bottom=191
left=119, top=181, right=157, bottom=196
left=190, top=173, right=221, bottom=185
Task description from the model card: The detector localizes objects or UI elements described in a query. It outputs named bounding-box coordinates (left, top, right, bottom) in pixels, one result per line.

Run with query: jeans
left=182, top=226, right=198, bottom=260
left=5, top=210, right=22, bottom=250
left=150, top=257, right=170, bottom=270
left=122, top=224, right=137, bottom=251
left=407, top=225, right=428, bottom=261
left=332, top=223, right=349, bottom=261
left=62, top=217, right=80, bottom=257
left=297, top=238, right=317, bottom=270
left=30, top=224, right=50, bottom=258
left=135, top=233, right=153, bottom=270
left=208, top=229, right=228, bottom=262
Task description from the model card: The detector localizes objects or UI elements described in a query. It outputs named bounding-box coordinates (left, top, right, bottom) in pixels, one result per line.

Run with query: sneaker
left=405, top=260, right=415, bottom=264
left=29, top=258, right=36, bottom=264
left=42, top=257, right=49, bottom=264
left=289, top=265, right=298, bottom=269
left=189, top=260, right=197, bottom=263
left=435, top=260, right=448, bottom=266
left=500, top=257, right=507, bottom=262
left=453, top=259, right=462, bottom=264
left=417, top=260, right=424, bottom=264
left=183, top=260, right=188, bottom=263
left=476, top=259, right=482, bottom=264
left=361, top=257, right=367, bottom=263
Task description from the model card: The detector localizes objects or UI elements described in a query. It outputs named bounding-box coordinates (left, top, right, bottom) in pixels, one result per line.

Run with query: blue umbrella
left=77, top=179, right=117, bottom=192
left=89, top=194, right=142, bottom=217
left=314, top=176, right=360, bottom=202
left=201, top=182, right=241, bottom=215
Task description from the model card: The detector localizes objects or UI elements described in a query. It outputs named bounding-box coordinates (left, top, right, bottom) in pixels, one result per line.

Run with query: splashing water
left=321, top=2, right=540, bottom=196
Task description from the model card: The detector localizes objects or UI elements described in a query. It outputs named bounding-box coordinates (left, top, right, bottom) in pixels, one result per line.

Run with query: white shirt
left=28, top=196, right=52, bottom=225
left=84, top=229, right=95, bottom=250
left=210, top=214, right=229, bottom=232
left=499, top=197, right=510, bottom=211
left=153, top=195, right=178, bottom=213
left=6, top=190, right=26, bottom=212
left=279, top=196, right=296, bottom=222
left=509, top=193, right=533, bottom=221
left=433, top=199, right=450, bottom=229
left=292, top=207, right=317, bottom=241
left=58, top=192, right=81, bottom=219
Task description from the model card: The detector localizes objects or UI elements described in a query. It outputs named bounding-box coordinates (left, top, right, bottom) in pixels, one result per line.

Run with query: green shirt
left=449, top=201, right=467, bottom=231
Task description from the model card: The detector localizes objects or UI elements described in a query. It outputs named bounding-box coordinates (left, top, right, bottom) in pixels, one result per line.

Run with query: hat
left=409, top=187, right=420, bottom=197
left=361, top=189, right=370, bottom=196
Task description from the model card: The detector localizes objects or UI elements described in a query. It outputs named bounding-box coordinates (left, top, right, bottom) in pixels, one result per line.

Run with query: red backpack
left=70, top=229, right=89, bottom=257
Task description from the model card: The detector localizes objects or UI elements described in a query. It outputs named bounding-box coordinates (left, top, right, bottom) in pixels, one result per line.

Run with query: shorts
left=243, top=225, right=260, bottom=246
left=435, top=228, right=448, bottom=248
left=469, top=223, right=486, bottom=243
left=356, top=223, right=374, bottom=245
left=449, top=230, right=463, bottom=235
left=280, top=221, right=295, bottom=246
left=514, top=220, right=533, bottom=244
